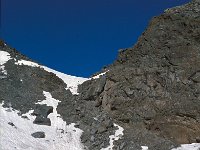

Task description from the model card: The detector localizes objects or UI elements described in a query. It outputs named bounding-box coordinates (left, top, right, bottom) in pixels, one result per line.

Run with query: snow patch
left=101, top=123, right=124, bottom=150
left=171, top=143, right=200, bottom=150
left=141, top=146, right=148, bottom=150
left=15, top=59, right=88, bottom=94
left=93, top=117, right=98, bottom=121
left=140, top=143, right=200, bottom=150
left=0, top=51, right=11, bottom=65
left=0, top=51, right=11, bottom=75
left=92, top=71, right=108, bottom=79
left=15, top=60, right=40, bottom=67
left=43, top=66, right=88, bottom=94
left=0, top=91, right=84, bottom=150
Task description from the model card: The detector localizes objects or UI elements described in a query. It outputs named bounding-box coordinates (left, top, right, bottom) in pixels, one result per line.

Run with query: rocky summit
left=0, top=0, right=200, bottom=150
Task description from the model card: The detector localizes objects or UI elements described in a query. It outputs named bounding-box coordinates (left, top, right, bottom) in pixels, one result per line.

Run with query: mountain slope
left=1, top=0, right=200, bottom=150
left=0, top=41, right=88, bottom=149
left=0, top=41, right=124, bottom=150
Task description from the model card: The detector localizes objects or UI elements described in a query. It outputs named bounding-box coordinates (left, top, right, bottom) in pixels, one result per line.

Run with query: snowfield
left=0, top=92, right=84, bottom=150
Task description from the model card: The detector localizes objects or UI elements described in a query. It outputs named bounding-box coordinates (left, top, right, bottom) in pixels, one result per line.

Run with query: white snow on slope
left=101, top=123, right=124, bottom=150
left=141, top=146, right=149, bottom=150
left=91, top=71, right=108, bottom=79
left=15, top=60, right=88, bottom=94
left=0, top=51, right=11, bottom=75
left=0, top=91, right=84, bottom=150
left=141, top=143, right=200, bottom=150
left=15, top=60, right=40, bottom=67
left=171, top=143, right=200, bottom=150
left=43, top=66, right=88, bottom=94
left=0, top=51, right=11, bottom=65
left=15, top=59, right=109, bottom=94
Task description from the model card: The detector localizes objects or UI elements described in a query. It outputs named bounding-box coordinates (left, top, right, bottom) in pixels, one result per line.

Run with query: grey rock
left=90, top=129, right=98, bottom=135
left=102, top=119, right=113, bottom=129
left=33, top=116, right=51, bottom=126
left=78, top=76, right=106, bottom=100
left=94, top=98, right=102, bottom=107
left=196, top=137, right=200, bottom=143
left=31, top=132, right=45, bottom=138
left=32, top=104, right=53, bottom=118
left=90, top=135, right=95, bottom=142
left=97, top=126, right=107, bottom=133
left=189, top=71, right=200, bottom=83
left=8, top=122, right=17, bottom=128
left=8, top=122, right=15, bottom=127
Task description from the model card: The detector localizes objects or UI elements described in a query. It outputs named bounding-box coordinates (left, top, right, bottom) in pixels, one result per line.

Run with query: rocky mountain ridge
left=0, top=0, right=200, bottom=150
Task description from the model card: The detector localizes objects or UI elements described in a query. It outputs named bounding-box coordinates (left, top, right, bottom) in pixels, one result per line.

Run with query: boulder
left=31, top=131, right=45, bottom=138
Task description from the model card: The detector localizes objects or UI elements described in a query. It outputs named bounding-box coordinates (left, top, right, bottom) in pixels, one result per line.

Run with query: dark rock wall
left=74, top=0, right=200, bottom=149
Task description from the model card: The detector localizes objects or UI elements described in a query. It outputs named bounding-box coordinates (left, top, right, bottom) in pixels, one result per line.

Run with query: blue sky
left=1, top=0, right=190, bottom=77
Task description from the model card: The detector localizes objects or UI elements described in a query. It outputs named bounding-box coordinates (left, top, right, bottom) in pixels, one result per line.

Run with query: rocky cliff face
left=0, top=0, right=200, bottom=150
left=70, top=0, right=200, bottom=149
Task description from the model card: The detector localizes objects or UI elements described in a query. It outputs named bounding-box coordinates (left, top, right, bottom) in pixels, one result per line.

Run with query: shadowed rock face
left=1, top=0, right=200, bottom=150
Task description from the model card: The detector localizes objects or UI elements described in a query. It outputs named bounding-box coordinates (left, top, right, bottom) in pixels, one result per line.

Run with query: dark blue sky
left=1, top=0, right=190, bottom=77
